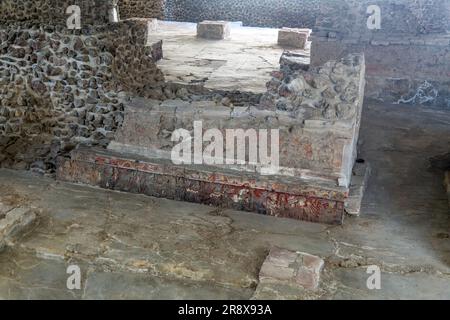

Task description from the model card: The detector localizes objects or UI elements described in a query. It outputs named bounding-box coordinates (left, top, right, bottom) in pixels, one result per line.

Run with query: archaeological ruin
left=0, top=0, right=449, bottom=301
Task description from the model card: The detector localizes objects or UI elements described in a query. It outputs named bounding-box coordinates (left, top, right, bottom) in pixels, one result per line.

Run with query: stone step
left=344, top=161, right=371, bottom=216
left=56, top=146, right=348, bottom=224
left=55, top=53, right=365, bottom=225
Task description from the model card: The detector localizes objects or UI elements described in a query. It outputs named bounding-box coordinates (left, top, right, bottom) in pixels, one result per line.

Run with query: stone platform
left=197, top=20, right=231, bottom=40
left=56, top=146, right=347, bottom=224
left=278, top=28, right=311, bottom=49
left=57, top=53, right=366, bottom=224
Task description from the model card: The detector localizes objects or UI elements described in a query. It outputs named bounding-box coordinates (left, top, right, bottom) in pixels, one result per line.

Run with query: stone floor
left=0, top=100, right=449, bottom=299
left=148, top=21, right=310, bottom=93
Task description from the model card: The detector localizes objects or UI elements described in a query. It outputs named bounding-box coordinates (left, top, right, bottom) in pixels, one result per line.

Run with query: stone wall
left=0, top=0, right=113, bottom=26
left=0, top=19, right=164, bottom=171
left=164, top=0, right=450, bottom=31
left=315, top=0, right=450, bottom=37
left=164, top=0, right=320, bottom=28
left=311, top=0, right=450, bottom=107
left=119, top=0, right=166, bottom=19
left=311, top=37, right=450, bottom=106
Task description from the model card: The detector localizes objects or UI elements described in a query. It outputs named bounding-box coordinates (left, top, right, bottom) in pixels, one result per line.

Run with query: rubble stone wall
left=311, top=0, right=450, bottom=107
left=311, top=38, right=450, bottom=106
left=163, top=0, right=450, bottom=106
left=119, top=0, right=166, bottom=19
left=4, top=0, right=445, bottom=33
left=0, top=19, right=164, bottom=171
left=314, top=0, right=450, bottom=38
left=0, top=0, right=113, bottom=26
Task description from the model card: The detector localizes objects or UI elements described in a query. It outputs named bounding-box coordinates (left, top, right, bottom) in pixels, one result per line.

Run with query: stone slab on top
left=197, top=20, right=231, bottom=40
left=278, top=28, right=311, bottom=49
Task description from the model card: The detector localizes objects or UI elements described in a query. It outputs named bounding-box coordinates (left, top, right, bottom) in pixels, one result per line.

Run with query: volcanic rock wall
left=314, top=0, right=450, bottom=37
left=312, top=36, right=450, bottom=106
left=165, top=0, right=320, bottom=28
left=164, top=0, right=450, bottom=32
left=311, top=0, right=450, bottom=106
left=0, top=19, right=164, bottom=171
left=119, top=0, right=166, bottom=19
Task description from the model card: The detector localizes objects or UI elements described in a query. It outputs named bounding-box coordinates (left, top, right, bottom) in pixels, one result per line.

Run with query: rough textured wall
left=119, top=0, right=166, bottom=19
left=311, top=0, right=450, bottom=107
left=0, top=0, right=113, bottom=26
left=315, top=0, right=450, bottom=37
left=165, top=0, right=320, bottom=28
left=3, top=0, right=446, bottom=33
left=0, top=19, right=164, bottom=171
left=164, top=0, right=450, bottom=31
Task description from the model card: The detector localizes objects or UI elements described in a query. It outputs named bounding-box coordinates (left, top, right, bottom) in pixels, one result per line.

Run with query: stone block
left=258, top=247, right=324, bottom=291
left=278, top=28, right=311, bottom=49
left=279, top=51, right=310, bottom=71
left=197, top=21, right=231, bottom=40
left=345, top=161, right=371, bottom=216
